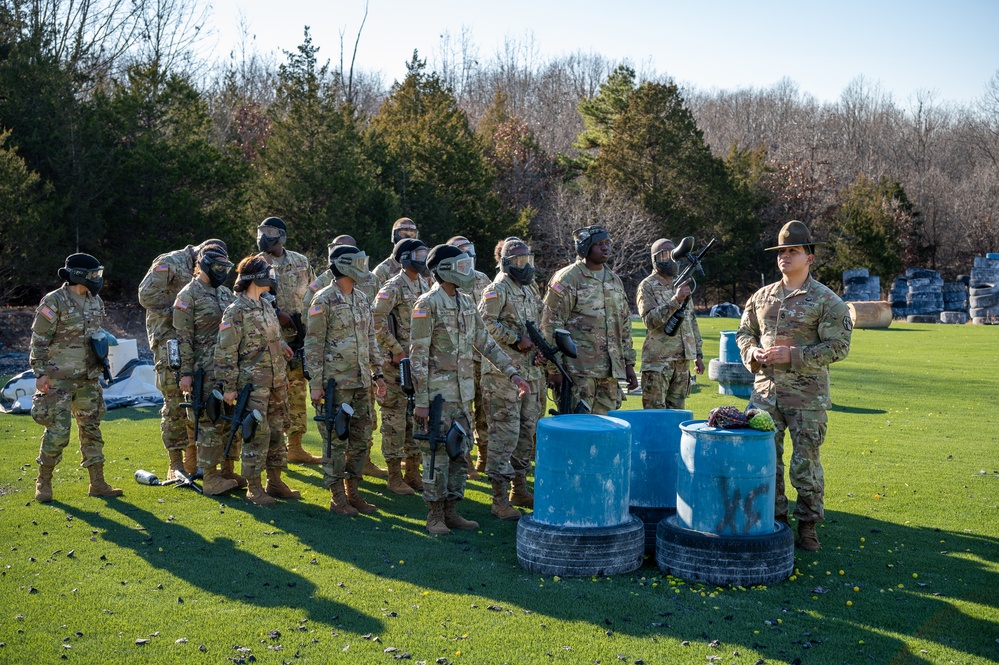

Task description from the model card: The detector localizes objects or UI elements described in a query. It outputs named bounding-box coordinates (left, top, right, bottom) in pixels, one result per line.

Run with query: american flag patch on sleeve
left=376, top=290, right=390, bottom=300
left=174, top=298, right=189, bottom=310
left=483, top=290, right=498, bottom=300
left=40, top=305, right=56, bottom=321
left=551, top=281, right=565, bottom=294
left=219, top=320, right=232, bottom=331
left=309, top=305, right=323, bottom=316
left=308, top=281, right=320, bottom=292
left=412, top=308, right=427, bottom=319
left=154, top=264, right=169, bottom=272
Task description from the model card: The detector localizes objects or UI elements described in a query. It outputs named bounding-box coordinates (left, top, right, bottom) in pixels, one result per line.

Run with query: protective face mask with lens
left=256, top=227, right=286, bottom=253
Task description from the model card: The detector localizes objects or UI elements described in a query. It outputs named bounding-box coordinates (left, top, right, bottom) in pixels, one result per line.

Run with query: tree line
left=2, top=0, right=997, bottom=307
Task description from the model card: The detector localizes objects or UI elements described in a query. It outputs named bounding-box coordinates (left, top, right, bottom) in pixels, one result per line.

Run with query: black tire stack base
left=629, top=505, right=677, bottom=556
left=516, top=514, right=645, bottom=577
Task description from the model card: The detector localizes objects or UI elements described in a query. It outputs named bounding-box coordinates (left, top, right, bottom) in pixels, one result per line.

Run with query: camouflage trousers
left=319, top=386, right=373, bottom=484
left=570, top=376, right=622, bottom=415
left=376, top=373, right=418, bottom=461
left=32, top=378, right=106, bottom=468
left=482, top=375, right=542, bottom=481
left=196, top=415, right=237, bottom=469
left=419, top=400, right=473, bottom=503
left=641, top=361, right=691, bottom=410
left=285, top=362, right=308, bottom=438
left=241, top=382, right=290, bottom=479
left=472, top=360, right=488, bottom=449
left=768, top=407, right=827, bottom=523
left=156, top=368, right=194, bottom=451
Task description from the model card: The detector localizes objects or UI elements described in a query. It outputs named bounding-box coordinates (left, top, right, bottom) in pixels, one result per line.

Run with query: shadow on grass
left=103, top=407, right=162, bottom=422
left=831, top=403, right=887, bottom=414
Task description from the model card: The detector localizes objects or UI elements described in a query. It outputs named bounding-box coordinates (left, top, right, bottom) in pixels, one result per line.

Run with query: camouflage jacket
left=541, top=260, right=636, bottom=380
left=215, top=294, right=288, bottom=392
left=172, top=277, right=234, bottom=378
left=478, top=273, right=544, bottom=381
left=636, top=271, right=703, bottom=371
left=258, top=249, right=315, bottom=343
left=410, top=283, right=517, bottom=410
left=372, top=270, right=429, bottom=363
left=304, top=268, right=379, bottom=310
left=304, top=285, right=380, bottom=391
left=137, top=245, right=197, bottom=365
left=373, top=256, right=401, bottom=287
left=30, top=284, right=106, bottom=381
left=736, top=276, right=852, bottom=410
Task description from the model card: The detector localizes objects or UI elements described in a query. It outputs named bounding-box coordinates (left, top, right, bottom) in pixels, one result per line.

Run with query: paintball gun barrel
left=313, top=377, right=353, bottom=461
left=221, top=383, right=262, bottom=459
left=663, top=236, right=715, bottom=337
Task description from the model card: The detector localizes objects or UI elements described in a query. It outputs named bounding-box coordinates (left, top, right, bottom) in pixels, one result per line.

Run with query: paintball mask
left=199, top=250, right=234, bottom=288
left=59, top=253, right=104, bottom=295
left=501, top=251, right=535, bottom=285
left=399, top=244, right=430, bottom=277
left=239, top=266, right=279, bottom=295
left=391, top=218, right=419, bottom=244
left=573, top=225, right=611, bottom=259
left=433, top=252, right=476, bottom=291
left=330, top=249, right=370, bottom=283
left=256, top=218, right=287, bottom=253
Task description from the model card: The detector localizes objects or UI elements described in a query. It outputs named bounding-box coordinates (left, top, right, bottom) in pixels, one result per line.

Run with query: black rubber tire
left=655, top=516, right=794, bottom=587
left=940, top=311, right=967, bottom=324
left=517, top=515, right=645, bottom=577
left=970, top=293, right=999, bottom=308
left=907, top=314, right=939, bottom=324
left=970, top=305, right=999, bottom=318
left=629, top=506, right=677, bottom=556
left=707, top=358, right=754, bottom=383
left=841, top=268, right=868, bottom=281
left=969, top=283, right=998, bottom=297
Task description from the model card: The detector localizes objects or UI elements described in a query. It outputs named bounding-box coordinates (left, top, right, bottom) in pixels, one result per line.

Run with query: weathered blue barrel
left=718, top=330, right=742, bottom=363
left=676, top=420, right=776, bottom=536
left=534, top=415, right=631, bottom=528
left=987, top=252, right=999, bottom=260
left=608, top=409, right=690, bottom=509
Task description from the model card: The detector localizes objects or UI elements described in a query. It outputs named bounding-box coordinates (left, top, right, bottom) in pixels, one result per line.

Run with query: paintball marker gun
left=413, top=394, right=465, bottom=480
left=90, top=333, right=113, bottom=383
left=221, top=383, right=263, bottom=459
left=178, top=367, right=216, bottom=445
left=663, top=236, right=715, bottom=337
left=289, top=312, right=311, bottom=381
left=525, top=321, right=590, bottom=416
left=134, top=469, right=203, bottom=493
left=399, top=357, right=416, bottom=415
left=313, top=377, right=353, bottom=461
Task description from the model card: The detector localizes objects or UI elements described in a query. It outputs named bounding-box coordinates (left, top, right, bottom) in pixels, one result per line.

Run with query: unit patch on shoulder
left=309, top=305, right=323, bottom=317
left=483, top=290, right=498, bottom=300
left=412, top=308, right=428, bottom=319
left=40, top=305, right=56, bottom=321
left=174, top=298, right=189, bottom=310
left=154, top=264, right=169, bottom=272
left=550, top=281, right=565, bottom=294
left=219, top=320, right=232, bottom=331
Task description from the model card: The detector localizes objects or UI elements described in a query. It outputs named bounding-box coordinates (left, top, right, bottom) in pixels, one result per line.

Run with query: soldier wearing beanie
left=32, top=253, right=123, bottom=501
left=409, top=244, right=530, bottom=535
left=373, top=218, right=419, bottom=287
left=736, top=221, right=852, bottom=552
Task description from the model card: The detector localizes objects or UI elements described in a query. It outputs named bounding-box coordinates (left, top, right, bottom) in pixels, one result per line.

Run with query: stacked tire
left=890, top=276, right=909, bottom=318
left=842, top=268, right=881, bottom=302
left=970, top=257, right=999, bottom=324
left=940, top=277, right=969, bottom=324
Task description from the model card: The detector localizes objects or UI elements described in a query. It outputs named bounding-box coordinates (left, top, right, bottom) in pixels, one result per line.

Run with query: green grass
left=1, top=319, right=997, bottom=664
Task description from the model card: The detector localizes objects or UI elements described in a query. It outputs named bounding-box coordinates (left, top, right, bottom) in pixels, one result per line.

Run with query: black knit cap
left=260, top=217, right=287, bottom=232
left=393, top=238, right=427, bottom=262
left=59, top=253, right=101, bottom=281
left=426, top=244, right=462, bottom=271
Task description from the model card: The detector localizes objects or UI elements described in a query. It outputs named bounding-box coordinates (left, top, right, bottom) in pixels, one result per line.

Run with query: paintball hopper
left=399, top=358, right=414, bottom=395
left=242, top=409, right=264, bottom=442
left=335, top=403, right=354, bottom=441
left=670, top=236, right=695, bottom=261
left=166, top=339, right=181, bottom=371
left=206, top=389, right=224, bottom=423
left=553, top=329, right=577, bottom=359
left=445, top=421, right=466, bottom=461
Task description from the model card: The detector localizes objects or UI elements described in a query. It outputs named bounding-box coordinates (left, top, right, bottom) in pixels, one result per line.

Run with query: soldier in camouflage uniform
left=138, top=239, right=226, bottom=480
left=410, top=245, right=531, bottom=535
left=736, top=221, right=852, bottom=552
left=637, top=238, right=705, bottom=410
left=305, top=246, right=388, bottom=516
left=305, top=235, right=387, bottom=479
left=255, top=217, right=320, bottom=465
left=541, top=226, right=638, bottom=414
left=372, top=238, right=431, bottom=495
left=373, top=218, right=419, bottom=287
left=478, top=238, right=545, bottom=521
left=31, top=254, right=123, bottom=501
left=215, top=256, right=298, bottom=506
left=172, top=246, right=240, bottom=495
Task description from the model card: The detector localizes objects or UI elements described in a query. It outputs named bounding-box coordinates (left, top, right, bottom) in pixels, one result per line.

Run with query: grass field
left=1, top=318, right=997, bottom=665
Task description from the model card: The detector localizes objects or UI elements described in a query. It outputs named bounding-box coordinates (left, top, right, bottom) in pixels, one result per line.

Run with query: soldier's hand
left=625, top=365, right=638, bottom=391
left=374, top=378, right=388, bottom=399
left=179, top=375, right=193, bottom=393
left=694, top=357, right=705, bottom=375
left=414, top=406, right=429, bottom=429
left=511, top=374, right=531, bottom=397
left=548, top=372, right=562, bottom=388
left=392, top=351, right=406, bottom=367
left=223, top=391, right=237, bottom=405
left=282, top=343, right=294, bottom=361
left=310, top=388, right=324, bottom=404
left=35, top=375, right=51, bottom=394
left=676, top=281, right=692, bottom=301
left=516, top=334, right=534, bottom=352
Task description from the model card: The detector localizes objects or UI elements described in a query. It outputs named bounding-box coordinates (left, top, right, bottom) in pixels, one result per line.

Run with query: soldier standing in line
left=372, top=238, right=431, bottom=495
left=541, top=226, right=638, bottom=414
left=172, top=246, right=240, bottom=495
left=478, top=238, right=545, bottom=521
left=31, top=253, right=123, bottom=501
left=410, top=245, right=530, bottom=535
left=215, top=256, right=298, bottom=506
left=139, top=239, right=227, bottom=480
left=373, top=218, right=419, bottom=287
left=636, top=238, right=705, bottom=410
left=255, top=216, right=321, bottom=466
left=736, top=221, right=852, bottom=552
left=304, top=234, right=387, bottom=479
left=305, top=246, right=388, bottom=516
left=446, top=235, right=491, bottom=479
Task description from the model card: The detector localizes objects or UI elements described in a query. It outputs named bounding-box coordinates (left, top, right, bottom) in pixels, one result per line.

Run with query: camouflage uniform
left=305, top=285, right=381, bottom=484
left=258, top=250, right=315, bottom=443
left=372, top=271, right=429, bottom=461
left=30, top=285, right=108, bottom=467
left=305, top=269, right=379, bottom=309
left=373, top=256, right=402, bottom=288
left=214, top=294, right=291, bottom=479
left=172, top=278, right=234, bottom=468
left=137, top=247, right=198, bottom=452
left=478, top=274, right=544, bottom=481
left=541, top=260, right=636, bottom=414
left=469, top=270, right=491, bottom=461
left=410, top=283, right=518, bottom=502
left=636, top=271, right=703, bottom=410
left=736, top=276, right=852, bottom=523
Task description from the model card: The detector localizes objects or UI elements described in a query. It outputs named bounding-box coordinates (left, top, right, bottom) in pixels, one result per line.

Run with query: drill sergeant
left=410, top=245, right=530, bottom=535
left=305, top=245, right=388, bottom=516
left=255, top=216, right=320, bottom=465
left=32, top=253, right=123, bottom=502
left=373, top=217, right=419, bottom=287
left=372, top=238, right=431, bottom=495
left=139, top=239, right=227, bottom=480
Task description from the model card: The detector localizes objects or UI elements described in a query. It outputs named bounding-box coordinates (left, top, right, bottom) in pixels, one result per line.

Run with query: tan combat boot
left=363, top=450, right=388, bottom=478
left=329, top=480, right=359, bottom=516
left=465, top=452, right=480, bottom=480
left=474, top=443, right=488, bottom=473
left=166, top=448, right=187, bottom=482
left=286, top=433, right=322, bottom=464
left=797, top=521, right=820, bottom=551
left=386, top=459, right=415, bottom=495
left=183, top=443, right=199, bottom=476
left=265, top=468, right=301, bottom=500
left=404, top=455, right=424, bottom=491
left=490, top=479, right=521, bottom=521
left=426, top=501, right=449, bottom=535
left=35, top=464, right=55, bottom=503
left=221, top=459, right=247, bottom=488
left=87, top=463, right=124, bottom=497
left=245, top=474, right=276, bottom=506
left=509, top=474, right=534, bottom=508
left=202, top=465, right=238, bottom=495
left=345, top=478, right=377, bottom=514
left=443, top=499, right=479, bottom=530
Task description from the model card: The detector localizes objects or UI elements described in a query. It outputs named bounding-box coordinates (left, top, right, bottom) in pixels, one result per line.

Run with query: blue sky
left=203, top=0, right=999, bottom=105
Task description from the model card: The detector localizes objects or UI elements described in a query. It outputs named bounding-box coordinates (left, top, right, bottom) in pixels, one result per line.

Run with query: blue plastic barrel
left=987, top=253, right=999, bottom=260
left=718, top=330, right=741, bottom=363
left=534, top=415, right=632, bottom=528
left=675, top=420, right=776, bottom=536
left=608, top=409, right=691, bottom=509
